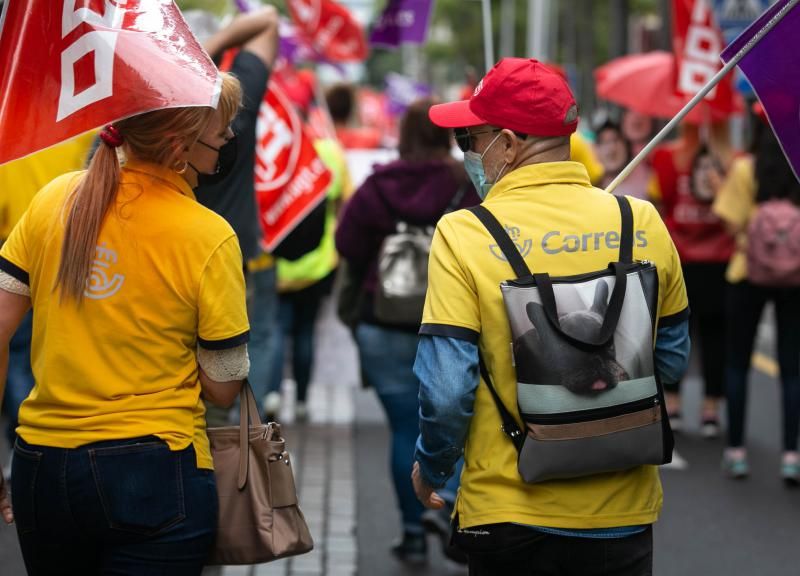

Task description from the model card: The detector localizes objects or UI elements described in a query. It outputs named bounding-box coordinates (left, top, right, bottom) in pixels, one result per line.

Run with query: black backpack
left=269, top=197, right=327, bottom=261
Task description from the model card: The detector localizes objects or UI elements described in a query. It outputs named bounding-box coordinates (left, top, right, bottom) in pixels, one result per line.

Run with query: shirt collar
left=485, top=161, right=593, bottom=201
left=122, top=159, right=197, bottom=201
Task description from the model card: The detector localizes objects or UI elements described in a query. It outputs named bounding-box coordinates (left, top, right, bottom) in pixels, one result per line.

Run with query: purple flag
left=721, top=0, right=800, bottom=180
left=369, top=0, right=434, bottom=48
left=385, top=72, right=433, bottom=116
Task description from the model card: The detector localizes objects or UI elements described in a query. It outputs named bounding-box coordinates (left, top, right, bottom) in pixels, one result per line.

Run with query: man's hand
left=412, top=461, right=445, bottom=510
left=0, top=474, right=13, bottom=525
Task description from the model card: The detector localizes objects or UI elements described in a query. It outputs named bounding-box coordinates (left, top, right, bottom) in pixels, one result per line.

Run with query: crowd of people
left=0, top=4, right=799, bottom=575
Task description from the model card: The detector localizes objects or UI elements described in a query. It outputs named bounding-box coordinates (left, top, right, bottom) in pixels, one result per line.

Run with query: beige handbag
left=206, top=383, right=313, bottom=565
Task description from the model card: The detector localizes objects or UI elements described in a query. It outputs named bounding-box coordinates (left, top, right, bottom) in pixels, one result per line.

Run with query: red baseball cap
left=429, top=58, right=579, bottom=137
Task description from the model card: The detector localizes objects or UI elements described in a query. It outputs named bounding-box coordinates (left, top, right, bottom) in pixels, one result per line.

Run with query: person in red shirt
left=650, top=122, right=736, bottom=440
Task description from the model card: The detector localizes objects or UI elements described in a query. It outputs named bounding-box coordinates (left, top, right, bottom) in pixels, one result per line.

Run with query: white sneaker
left=662, top=448, right=689, bottom=471
left=701, top=419, right=721, bottom=439
left=295, top=402, right=308, bottom=422
left=263, top=392, right=281, bottom=420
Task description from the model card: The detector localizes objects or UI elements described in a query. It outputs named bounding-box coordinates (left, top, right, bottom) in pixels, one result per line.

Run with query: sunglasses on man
left=453, top=128, right=500, bottom=153
left=453, top=127, right=527, bottom=153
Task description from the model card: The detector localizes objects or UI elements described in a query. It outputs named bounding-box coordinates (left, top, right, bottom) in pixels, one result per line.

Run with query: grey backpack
left=374, top=185, right=466, bottom=326
left=468, top=195, right=674, bottom=483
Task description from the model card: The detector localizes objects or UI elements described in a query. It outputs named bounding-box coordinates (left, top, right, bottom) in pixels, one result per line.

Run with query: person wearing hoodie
left=336, top=99, right=479, bottom=564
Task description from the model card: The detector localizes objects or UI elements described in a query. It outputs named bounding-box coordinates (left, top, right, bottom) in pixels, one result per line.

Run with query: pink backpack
left=747, top=199, right=800, bottom=287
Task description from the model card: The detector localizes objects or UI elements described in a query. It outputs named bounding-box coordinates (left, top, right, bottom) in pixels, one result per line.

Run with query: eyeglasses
left=454, top=128, right=502, bottom=153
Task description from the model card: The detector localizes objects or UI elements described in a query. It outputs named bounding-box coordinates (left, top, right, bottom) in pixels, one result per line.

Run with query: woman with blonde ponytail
left=0, top=73, right=249, bottom=574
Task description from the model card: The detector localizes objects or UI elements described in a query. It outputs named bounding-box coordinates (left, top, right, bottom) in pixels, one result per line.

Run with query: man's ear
left=501, top=129, right=521, bottom=164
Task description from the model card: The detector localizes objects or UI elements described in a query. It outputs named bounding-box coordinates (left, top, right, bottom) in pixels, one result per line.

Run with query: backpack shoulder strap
left=479, top=353, right=524, bottom=453
left=444, top=183, right=468, bottom=215
left=467, top=205, right=533, bottom=280
left=614, top=194, right=634, bottom=264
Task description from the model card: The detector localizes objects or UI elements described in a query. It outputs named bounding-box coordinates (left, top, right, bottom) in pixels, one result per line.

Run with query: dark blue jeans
left=268, top=276, right=333, bottom=403
left=12, top=436, right=217, bottom=575
left=3, top=311, right=34, bottom=445
left=247, top=265, right=281, bottom=421
left=725, top=281, right=800, bottom=451
left=356, top=323, right=462, bottom=534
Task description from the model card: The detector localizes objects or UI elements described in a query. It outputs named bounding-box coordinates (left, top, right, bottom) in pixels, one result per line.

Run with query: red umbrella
left=286, top=0, right=369, bottom=63
left=594, top=51, right=743, bottom=124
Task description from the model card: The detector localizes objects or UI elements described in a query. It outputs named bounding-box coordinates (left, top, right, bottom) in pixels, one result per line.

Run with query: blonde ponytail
left=55, top=142, right=120, bottom=302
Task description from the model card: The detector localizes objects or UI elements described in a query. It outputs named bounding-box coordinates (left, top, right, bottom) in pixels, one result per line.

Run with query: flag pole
left=481, top=0, right=495, bottom=72
left=605, top=0, right=800, bottom=195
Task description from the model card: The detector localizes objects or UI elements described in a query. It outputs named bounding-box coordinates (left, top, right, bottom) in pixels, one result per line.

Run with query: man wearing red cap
left=410, top=58, right=690, bottom=574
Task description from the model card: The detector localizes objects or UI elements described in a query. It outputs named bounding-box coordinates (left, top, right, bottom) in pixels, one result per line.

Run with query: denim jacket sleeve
left=413, top=334, right=479, bottom=489
left=654, top=319, right=691, bottom=386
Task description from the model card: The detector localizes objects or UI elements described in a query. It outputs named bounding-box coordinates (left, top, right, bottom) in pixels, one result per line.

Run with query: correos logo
left=84, top=243, right=125, bottom=300
left=541, top=230, right=648, bottom=254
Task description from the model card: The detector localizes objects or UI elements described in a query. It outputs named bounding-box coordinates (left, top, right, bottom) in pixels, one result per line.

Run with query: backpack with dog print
left=468, top=195, right=673, bottom=483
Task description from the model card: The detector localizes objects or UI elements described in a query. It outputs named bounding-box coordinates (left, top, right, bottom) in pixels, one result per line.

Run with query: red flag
left=672, top=0, right=739, bottom=117
left=0, top=0, right=221, bottom=165
left=286, top=0, right=368, bottom=62
left=255, top=84, right=332, bottom=252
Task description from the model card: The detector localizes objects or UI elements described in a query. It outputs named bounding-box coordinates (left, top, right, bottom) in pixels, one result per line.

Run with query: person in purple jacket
left=336, top=99, right=479, bottom=564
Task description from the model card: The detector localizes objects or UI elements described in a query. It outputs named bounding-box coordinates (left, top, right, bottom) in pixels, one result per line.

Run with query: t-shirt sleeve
left=713, top=156, right=755, bottom=231
left=0, top=205, right=32, bottom=285
left=197, top=235, right=250, bottom=349
left=419, top=217, right=480, bottom=343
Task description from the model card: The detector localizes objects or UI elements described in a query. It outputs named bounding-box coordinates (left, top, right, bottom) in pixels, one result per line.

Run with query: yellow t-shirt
left=712, top=156, right=756, bottom=283
left=0, top=160, right=249, bottom=469
left=0, top=133, right=95, bottom=240
left=421, top=161, right=688, bottom=530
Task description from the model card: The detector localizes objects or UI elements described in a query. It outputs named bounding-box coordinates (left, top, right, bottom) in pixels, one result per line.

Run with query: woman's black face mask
left=190, top=135, right=238, bottom=188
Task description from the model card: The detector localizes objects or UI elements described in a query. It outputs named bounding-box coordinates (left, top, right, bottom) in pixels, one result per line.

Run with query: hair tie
left=100, top=125, right=124, bottom=148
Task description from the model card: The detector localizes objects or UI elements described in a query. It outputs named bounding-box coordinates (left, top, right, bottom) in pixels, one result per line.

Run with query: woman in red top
left=651, top=122, right=736, bottom=438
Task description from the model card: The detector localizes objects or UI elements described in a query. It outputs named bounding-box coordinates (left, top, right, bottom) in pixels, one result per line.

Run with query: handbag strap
left=479, top=354, right=524, bottom=453
left=533, top=263, right=628, bottom=348
left=236, top=380, right=263, bottom=490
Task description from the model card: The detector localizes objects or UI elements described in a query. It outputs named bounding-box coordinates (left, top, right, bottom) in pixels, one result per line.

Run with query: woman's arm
left=197, top=344, right=249, bottom=408
left=198, top=368, right=243, bottom=409
left=0, top=286, right=31, bottom=525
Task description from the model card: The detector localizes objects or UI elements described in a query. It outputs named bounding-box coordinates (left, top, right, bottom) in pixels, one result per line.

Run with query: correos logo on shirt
left=84, top=243, right=125, bottom=300
left=541, top=230, right=648, bottom=254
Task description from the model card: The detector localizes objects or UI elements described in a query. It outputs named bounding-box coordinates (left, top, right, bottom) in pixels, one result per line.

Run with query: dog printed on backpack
left=506, top=275, right=653, bottom=396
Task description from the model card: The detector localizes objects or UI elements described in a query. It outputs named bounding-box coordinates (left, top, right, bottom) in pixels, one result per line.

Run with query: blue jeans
left=247, top=265, right=280, bottom=420
left=356, top=323, right=461, bottom=534
left=12, top=436, right=217, bottom=575
left=3, top=310, right=34, bottom=445
left=268, top=280, right=330, bottom=403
